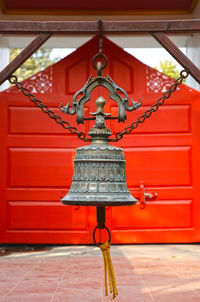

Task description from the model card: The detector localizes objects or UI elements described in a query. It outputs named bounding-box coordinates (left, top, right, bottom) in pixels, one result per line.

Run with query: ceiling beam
left=0, top=19, right=200, bottom=34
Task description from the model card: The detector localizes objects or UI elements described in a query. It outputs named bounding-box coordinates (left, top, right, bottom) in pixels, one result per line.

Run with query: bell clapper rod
left=93, top=207, right=111, bottom=246
left=96, top=206, right=105, bottom=245
left=96, top=206, right=106, bottom=230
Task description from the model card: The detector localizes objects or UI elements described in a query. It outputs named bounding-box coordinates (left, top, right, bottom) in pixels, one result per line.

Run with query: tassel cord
left=99, top=241, right=118, bottom=299
left=106, top=248, right=118, bottom=297
left=102, top=250, right=108, bottom=296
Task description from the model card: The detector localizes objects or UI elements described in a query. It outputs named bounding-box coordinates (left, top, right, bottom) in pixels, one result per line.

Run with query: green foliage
left=10, top=48, right=60, bottom=82
left=154, top=60, right=185, bottom=82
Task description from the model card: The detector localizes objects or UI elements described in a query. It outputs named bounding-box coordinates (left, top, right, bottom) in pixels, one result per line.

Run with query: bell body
left=61, top=140, right=137, bottom=206
left=61, top=96, right=137, bottom=206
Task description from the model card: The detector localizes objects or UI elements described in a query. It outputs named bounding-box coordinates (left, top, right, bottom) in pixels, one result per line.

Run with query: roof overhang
left=0, top=0, right=198, bottom=16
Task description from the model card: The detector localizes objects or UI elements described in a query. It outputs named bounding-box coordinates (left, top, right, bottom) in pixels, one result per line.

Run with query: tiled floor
left=0, top=244, right=200, bottom=301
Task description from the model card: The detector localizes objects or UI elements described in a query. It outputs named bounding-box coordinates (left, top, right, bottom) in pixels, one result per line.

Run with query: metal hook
left=92, top=19, right=108, bottom=73
left=98, top=19, right=103, bottom=54
left=97, top=61, right=102, bottom=76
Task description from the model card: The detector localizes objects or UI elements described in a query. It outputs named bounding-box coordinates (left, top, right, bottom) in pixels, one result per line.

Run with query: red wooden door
left=1, top=36, right=200, bottom=244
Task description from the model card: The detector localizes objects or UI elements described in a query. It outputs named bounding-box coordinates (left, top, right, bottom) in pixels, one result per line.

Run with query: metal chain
left=110, top=70, right=189, bottom=142
left=8, top=75, right=91, bottom=142
left=8, top=69, right=189, bottom=143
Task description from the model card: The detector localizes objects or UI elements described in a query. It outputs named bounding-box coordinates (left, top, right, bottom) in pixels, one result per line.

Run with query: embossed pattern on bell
left=61, top=144, right=137, bottom=206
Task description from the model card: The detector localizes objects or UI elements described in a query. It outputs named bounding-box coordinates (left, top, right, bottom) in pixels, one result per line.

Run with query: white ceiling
left=0, top=34, right=193, bottom=49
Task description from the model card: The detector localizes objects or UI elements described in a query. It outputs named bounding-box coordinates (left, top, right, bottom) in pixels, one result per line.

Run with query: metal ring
left=93, top=225, right=111, bottom=246
left=9, top=75, right=17, bottom=84
left=92, top=53, right=108, bottom=71
left=180, top=70, right=189, bottom=78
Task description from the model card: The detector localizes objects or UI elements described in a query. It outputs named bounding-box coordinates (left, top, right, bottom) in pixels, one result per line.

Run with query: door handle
left=139, top=181, right=158, bottom=209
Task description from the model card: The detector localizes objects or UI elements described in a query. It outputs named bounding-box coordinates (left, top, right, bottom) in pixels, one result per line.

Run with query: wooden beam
left=152, top=32, right=200, bottom=85
left=0, top=32, right=51, bottom=86
left=0, top=20, right=200, bottom=34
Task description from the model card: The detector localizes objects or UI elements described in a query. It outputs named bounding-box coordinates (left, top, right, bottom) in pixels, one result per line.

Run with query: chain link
left=8, top=75, right=91, bottom=142
left=110, top=69, right=189, bottom=142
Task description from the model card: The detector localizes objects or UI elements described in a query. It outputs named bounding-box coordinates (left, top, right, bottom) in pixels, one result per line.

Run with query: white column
left=186, top=34, right=200, bottom=91
left=0, top=35, right=9, bottom=92
left=186, top=3, right=200, bottom=92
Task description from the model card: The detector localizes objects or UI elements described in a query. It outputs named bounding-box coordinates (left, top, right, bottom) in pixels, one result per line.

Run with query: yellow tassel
left=99, top=241, right=118, bottom=299
left=102, top=250, right=108, bottom=296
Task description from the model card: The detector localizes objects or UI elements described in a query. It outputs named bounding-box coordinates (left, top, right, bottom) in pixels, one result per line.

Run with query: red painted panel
left=8, top=107, right=87, bottom=134
left=1, top=36, right=200, bottom=244
left=7, top=188, right=68, bottom=201
left=8, top=202, right=87, bottom=230
left=66, top=59, right=89, bottom=94
left=125, top=146, right=191, bottom=186
left=112, top=201, right=192, bottom=230
left=8, top=148, right=74, bottom=187
left=111, top=57, right=133, bottom=93
left=111, top=105, right=191, bottom=133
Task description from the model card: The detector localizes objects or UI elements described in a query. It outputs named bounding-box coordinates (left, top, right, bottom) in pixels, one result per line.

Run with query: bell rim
left=61, top=198, right=137, bottom=206
left=61, top=200, right=137, bottom=206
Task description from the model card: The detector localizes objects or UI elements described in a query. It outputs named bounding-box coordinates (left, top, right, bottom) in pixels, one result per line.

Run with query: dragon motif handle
left=59, top=74, right=142, bottom=124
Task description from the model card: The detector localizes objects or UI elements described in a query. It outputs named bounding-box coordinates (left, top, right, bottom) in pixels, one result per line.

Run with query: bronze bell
left=60, top=72, right=142, bottom=208
left=61, top=96, right=137, bottom=206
